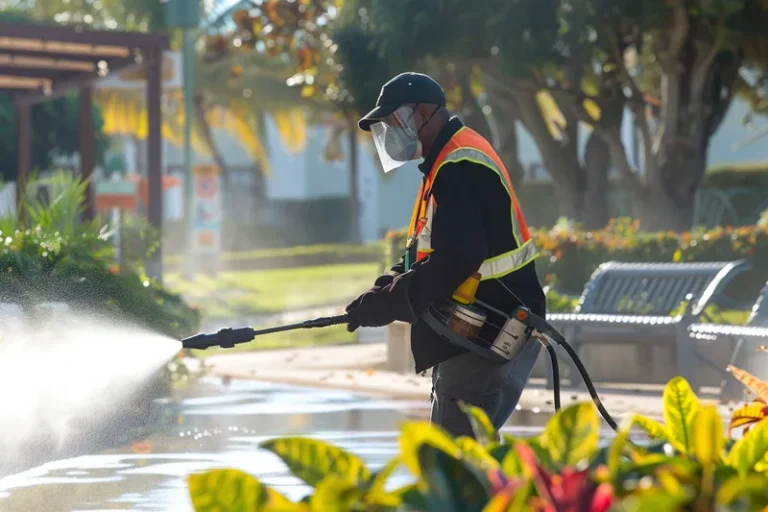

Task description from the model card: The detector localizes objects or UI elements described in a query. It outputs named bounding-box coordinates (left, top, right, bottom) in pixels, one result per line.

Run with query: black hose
left=522, top=310, right=619, bottom=431
left=545, top=343, right=561, bottom=411
left=559, top=338, right=618, bottom=431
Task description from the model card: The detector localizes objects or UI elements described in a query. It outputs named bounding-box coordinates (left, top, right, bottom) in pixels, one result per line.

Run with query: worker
left=344, top=72, right=546, bottom=439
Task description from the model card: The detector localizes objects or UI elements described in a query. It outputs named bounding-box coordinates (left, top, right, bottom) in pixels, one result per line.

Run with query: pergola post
left=146, top=44, right=163, bottom=283
left=16, top=103, right=30, bottom=226
left=79, top=85, right=95, bottom=222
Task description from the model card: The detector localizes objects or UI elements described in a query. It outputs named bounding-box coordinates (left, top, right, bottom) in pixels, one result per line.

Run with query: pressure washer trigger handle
left=303, top=314, right=350, bottom=329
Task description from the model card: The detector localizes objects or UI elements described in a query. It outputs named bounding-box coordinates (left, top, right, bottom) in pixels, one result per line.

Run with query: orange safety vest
left=405, top=126, right=538, bottom=280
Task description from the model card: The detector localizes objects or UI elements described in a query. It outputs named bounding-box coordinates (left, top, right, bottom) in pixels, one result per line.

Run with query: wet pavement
left=0, top=376, right=617, bottom=512
left=0, top=378, right=431, bottom=512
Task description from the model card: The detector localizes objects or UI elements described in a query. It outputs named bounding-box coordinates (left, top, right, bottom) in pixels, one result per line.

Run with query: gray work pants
left=429, top=339, right=541, bottom=438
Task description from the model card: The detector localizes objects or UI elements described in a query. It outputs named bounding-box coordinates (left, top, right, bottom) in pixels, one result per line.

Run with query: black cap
left=358, top=72, right=446, bottom=131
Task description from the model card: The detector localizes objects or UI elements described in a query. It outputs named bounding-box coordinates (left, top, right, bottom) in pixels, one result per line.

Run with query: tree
left=205, top=0, right=374, bottom=241
left=358, top=0, right=768, bottom=231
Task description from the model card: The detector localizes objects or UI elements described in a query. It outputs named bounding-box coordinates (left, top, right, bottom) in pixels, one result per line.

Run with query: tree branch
left=659, top=0, right=690, bottom=69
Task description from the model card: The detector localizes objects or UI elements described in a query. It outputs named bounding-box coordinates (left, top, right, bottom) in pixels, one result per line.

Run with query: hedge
left=517, top=165, right=768, bottom=228
left=385, top=218, right=768, bottom=306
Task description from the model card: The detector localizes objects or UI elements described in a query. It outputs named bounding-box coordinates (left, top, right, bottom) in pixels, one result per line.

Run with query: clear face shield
left=370, top=106, right=424, bottom=173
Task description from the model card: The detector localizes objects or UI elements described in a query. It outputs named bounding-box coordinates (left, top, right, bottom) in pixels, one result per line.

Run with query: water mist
left=0, top=307, right=182, bottom=473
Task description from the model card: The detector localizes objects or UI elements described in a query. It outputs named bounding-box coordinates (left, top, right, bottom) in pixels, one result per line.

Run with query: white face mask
left=370, top=106, right=423, bottom=173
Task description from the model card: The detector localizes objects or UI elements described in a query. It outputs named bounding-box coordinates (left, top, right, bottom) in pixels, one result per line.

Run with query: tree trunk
left=345, top=111, right=361, bottom=243
left=484, top=85, right=525, bottom=185
left=455, top=65, right=494, bottom=142
left=512, top=88, right=585, bottom=221
left=582, top=129, right=610, bottom=230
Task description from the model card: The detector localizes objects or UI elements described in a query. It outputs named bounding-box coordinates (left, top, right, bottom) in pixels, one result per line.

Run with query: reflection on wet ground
left=0, top=378, right=614, bottom=512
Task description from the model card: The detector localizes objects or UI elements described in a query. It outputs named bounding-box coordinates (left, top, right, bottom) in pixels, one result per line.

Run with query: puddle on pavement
left=0, top=378, right=616, bottom=512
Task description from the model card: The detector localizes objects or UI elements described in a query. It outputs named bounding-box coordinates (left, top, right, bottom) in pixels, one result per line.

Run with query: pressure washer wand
left=180, top=314, right=349, bottom=351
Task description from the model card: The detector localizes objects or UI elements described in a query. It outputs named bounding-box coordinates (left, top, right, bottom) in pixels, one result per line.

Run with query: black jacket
left=386, top=117, right=546, bottom=373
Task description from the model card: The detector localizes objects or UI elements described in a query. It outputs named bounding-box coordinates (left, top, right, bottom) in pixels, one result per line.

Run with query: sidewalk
left=185, top=342, right=739, bottom=423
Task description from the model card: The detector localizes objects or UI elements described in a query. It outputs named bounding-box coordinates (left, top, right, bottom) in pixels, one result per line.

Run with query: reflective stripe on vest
left=405, top=127, right=538, bottom=280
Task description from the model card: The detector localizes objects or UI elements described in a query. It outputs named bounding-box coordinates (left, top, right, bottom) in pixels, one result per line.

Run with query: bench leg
left=676, top=330, right=699, bottom=393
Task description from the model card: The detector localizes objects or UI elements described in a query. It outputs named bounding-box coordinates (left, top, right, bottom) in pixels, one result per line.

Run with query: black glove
left=345, top=272, right=417, bottom=332
left=346, top=273, right=399, bottom=312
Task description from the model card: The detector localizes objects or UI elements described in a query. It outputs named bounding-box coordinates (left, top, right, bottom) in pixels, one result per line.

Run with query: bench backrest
left=575, top=260, right=751, bottom=316
left=747, top=282, right=768, bottom=328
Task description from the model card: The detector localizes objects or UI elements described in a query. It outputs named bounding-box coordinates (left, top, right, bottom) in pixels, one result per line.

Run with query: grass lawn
left=165, top=262, right=380, bottom=320
left=166, top=263, right=379, bottom=353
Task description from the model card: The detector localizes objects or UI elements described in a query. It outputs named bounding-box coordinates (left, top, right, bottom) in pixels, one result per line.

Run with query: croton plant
left=187, top=365, right=768, bottom=511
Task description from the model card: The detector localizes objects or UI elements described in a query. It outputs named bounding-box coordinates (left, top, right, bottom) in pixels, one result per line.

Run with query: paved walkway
left=185, top=342, right=741, bottom=424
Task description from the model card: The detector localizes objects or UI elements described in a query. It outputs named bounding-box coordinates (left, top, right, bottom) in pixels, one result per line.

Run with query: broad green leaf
left=716, top=473, right=768, bottom=506
left=455, top=436, right=500, bottom=471
left=692, top=404, right=724, bottom=466
left=365, top=457, right=401, bottom=497
left=259, top=437, right=370, bottom=487
left=187, top=468, right=268, bottom=511
left=608, top=415, right=634, bottom=476
left=399, top=421, right=461, bottom=479
left=487, top=442, right=513, bottom=464
left=726, top=416, right=768, bottom=475
left=310, top=476, right=361, bottom=512
left=417, top=443, right=491, bottom=512
left=394, top=483, right=428, bottom=511
left=500, top=446, right=524, bottom=477
left=541, top=402, right=600, bottom=466
left=526, top=436, right=552, bottom=468
left=620, top=491, right=688, bottom=512
left=458, top=401, right=497, bottom=445
left=662, top=377, right=700, bottom=454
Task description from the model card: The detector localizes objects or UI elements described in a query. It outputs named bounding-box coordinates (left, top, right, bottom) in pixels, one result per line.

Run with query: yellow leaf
left=663, top=376, right=700, bottom=454
left=310, top=476, right=360, bottom=512
left=728, top=365, right=768, bottom=402
left=541, top=402, right=600, bottom=466
left=398, top=421, right=461, bottom=480
left=535, top=90, right=566, bottom=140
left=729, top=401, right=768, bottom=436
left=301, top=84, right=315, bottom=98
left=582, top=98, right=601, bottom=122
left=633, top=415, right=670, bottom=442
left=455, top=436, right=500, bottom=470
left=727, top=416, right=768, bottom=475
left=673, top=249, right=682, bottom=262
left=693, top=405, right=724, bottom=466
left=187, top=468, right=266, bottom=511
left=716, top=473, right=768, bottom=505
left=259, top=437, right=370, bottom=487
left=458, top=401, right=497, bottom=445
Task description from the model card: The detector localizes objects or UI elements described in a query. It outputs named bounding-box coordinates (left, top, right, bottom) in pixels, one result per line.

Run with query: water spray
left=181, top=275, right=619, bottom=431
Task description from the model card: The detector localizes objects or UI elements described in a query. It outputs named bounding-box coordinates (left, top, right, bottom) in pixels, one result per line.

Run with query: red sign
left=196, top=175, right=218, bottom=199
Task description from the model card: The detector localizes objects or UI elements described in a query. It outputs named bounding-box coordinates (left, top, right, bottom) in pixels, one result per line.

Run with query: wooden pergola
left=0, top=20, right=169, bottom=279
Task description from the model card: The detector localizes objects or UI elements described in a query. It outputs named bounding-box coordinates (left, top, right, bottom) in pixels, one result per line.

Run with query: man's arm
left=402, top=162, right=488, bottom=315
left=344, top=161, right=488, bottom=330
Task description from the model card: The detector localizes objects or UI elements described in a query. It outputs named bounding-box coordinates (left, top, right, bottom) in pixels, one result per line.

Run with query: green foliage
left=0, top=172, right=199, bottom=339
left=187, top=376, right=768, bottom=511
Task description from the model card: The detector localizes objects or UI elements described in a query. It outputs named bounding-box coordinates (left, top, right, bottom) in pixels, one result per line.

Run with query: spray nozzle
left=181, top=327, right=256, bottom=350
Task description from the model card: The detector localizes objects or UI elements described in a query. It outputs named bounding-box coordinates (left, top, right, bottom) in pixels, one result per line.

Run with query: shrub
left=186, top=367, right=768, bottom=511
left=0, top=172, right=199, bottom=339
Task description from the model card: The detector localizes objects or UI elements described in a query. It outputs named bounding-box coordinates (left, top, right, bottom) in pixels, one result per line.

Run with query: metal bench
left=689, top=281, right=768, bottom=402
left=545, top=260, right=752, bottom=391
